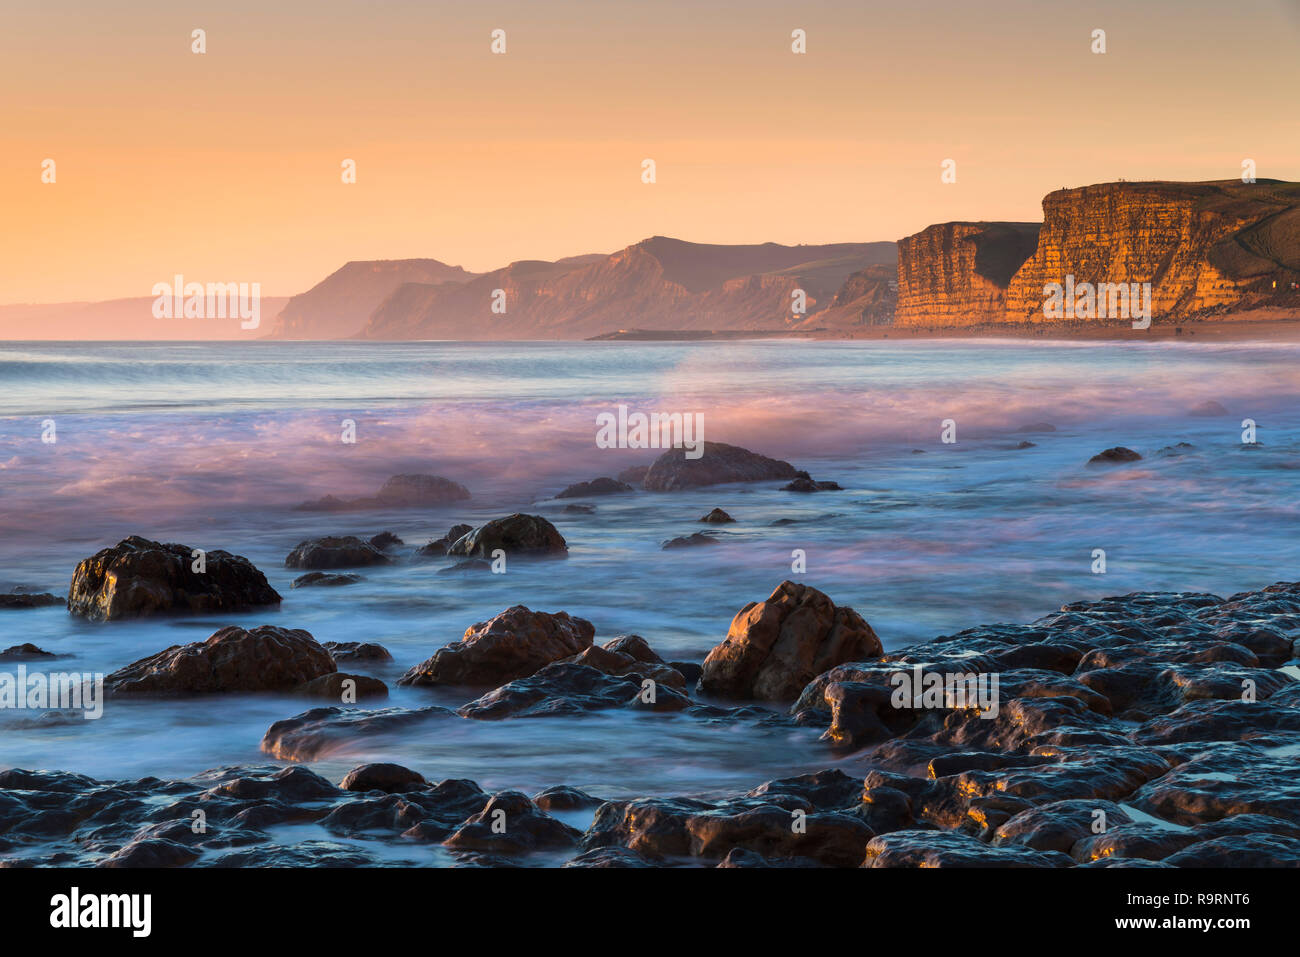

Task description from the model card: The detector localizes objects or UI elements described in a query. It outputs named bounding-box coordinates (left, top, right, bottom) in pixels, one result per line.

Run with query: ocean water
left=1, top=338, right=1298, bottom=799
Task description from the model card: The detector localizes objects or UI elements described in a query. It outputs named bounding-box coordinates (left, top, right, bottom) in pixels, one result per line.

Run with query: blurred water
left=0, top=338, right=1297, bottom=796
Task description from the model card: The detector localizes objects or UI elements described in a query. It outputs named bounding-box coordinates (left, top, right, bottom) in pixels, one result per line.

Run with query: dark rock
left=662, top=531, right=719, bottom=549
left=321, top=641, right=392, bottom=663
left=443, top=791, right=581, bottom=853
left=1189, top=400, right=1229, bottom=417
left=340, top=763, right=427, bottom=794
left=291, top=572, right=363, bottom=588
left=781, top=472, right=842, bottom=492
left=369, top=531, right=404, bottom=550
left=261, top=705, right=455, bottom=761
left=0, top=643, right=57, bottom=660
left=285, top=536, right=390, bottom=570
left=415, top=524, right=474, bottom=559
left=399, top=605, right=594, bottom=687
left=0, top=592, right=63, bottom=610
left=863, top=829, right=1074, bottom=867
left=642, top=442, right=798, bottom=491
left=105, top=625, right=336, bottom=695
left=602, top=635, right=664, bottom=664
left=455, top=663, right=681, bottom=719
left=293, top=673, right=388, bottom=701
left=374, top=474, right=470, bottom=506
left=700, top=508, right=735, bottom=523
left=446, top=514, right=567, bottom=558
left=700, top=581, right=882, bottom=701
left=68, top=536, right=281, bottom=621
left=1087, top=447, right=1142, bottom=466
left=556, top=477, right=633, bottom=498
left=564, top=846, right=656, bottom=867
left=671, top=661, right=704, bottom=685
left=534, top=785, right=604, bottom=811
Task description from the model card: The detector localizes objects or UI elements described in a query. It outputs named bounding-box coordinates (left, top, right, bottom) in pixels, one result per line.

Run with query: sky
left=2, top=0, right=1298, bottom=304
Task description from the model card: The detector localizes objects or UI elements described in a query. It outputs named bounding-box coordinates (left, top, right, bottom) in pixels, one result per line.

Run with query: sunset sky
left=2, top=0, right=1298, bottom=304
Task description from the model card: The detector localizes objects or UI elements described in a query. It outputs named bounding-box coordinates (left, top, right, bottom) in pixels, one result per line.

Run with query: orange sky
left=3, top=0, right=1298, bottom=304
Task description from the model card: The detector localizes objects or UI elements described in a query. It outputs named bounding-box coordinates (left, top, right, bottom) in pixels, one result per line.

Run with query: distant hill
left=358, top=238, right=897, bottom=340
left=266, top=259, right=477, bottom=339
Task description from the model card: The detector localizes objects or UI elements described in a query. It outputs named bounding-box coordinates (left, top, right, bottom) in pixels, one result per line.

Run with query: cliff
left=896, top=181, right=1300, bottom=327
left=894, top=223, right=1041, bottom=326
left=357, top=238, right=896, bottom=340
left=267, top=259, right=477, bottom=339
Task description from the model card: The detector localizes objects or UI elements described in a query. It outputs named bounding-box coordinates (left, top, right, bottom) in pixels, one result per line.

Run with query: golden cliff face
left=896, top=181, right=1300, bottom=327
left=895, top=222, right=1040, bottom=326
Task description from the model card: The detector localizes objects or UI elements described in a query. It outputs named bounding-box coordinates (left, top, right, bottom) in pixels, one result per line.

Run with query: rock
left=534, top=785, right=604, bottom=811
left=700, top=508, right=735, bottom=523
left=291, top=572, right=363, bottom=588
left=67, top=536, right=281, bottom=621
left=369, top=531, right=404, bottom=550
left=415, top=524, right=474, bottom=558
left=562, top=504, right=595, bottom=514
left=602, top=635, right=664, bottom=664
left=662, top=532, right=719, bottom=549
left=339, top=763, right=427, bottom=794
left=293, top=673, right=388, bottom=701
left=781, top=471, right=842, bottom=492
left=439, top=559, right=493, bottom=574
left=446, top=514, right=567, bottom=558
left=1014, top=441, right=1036, bottom=449
left=562, top=646, right=686, bottom=690
left=321, top=641, right=392, bottom=663
left=700, top=581, right=883, bottom=701
left=616, top=465, right=651, bottom=486
left=642, top=442, right=799, bottom=491
left=1087, top=447, right=1142, bottom=466
left=671, top=661, right=704, bottom=685
left=261, top=705, right=455, bottom=761
left=1157, top=442, right=1195, bottom=457
left=1189, top=400, right=1229, bottom=417
left=284, top=536, right=390, bottom=569
left=374, top=474, right=471, bottom=506
left=556, top=477, right=633, bottom=498
left=456, top=663, right=679, bottom=719
left=0, top=592, right=63, bottom=610
left=105, top=625, right=336, bottom=695
left=0, top=643, right=57, bottom=660
left=398, top=605, right=595, bottom=687
left=863, top=829, right=1073, bottom=867
left=99, top=838, right=200, bottom=868
left=443, top=791, right=581, bottom=853
left=564, top=846, right=656, bottom=867
left=1163, top=833, right=1300, bottom=868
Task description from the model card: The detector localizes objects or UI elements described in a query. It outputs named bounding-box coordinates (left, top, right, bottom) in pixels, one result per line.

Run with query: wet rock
left=105, top=625, right=336, bottom=695
left=582, top=798, right=715, bottom=857
left=671, top=661, right=704, bottom=685
left=457, top=662, right=689, bottom=719
left=339, top=764, right=428, bottom=794
left=556, top=477, right=633, bottom=498
left=443, top=791, right=581, bottom=853
left=206, top=766, right=341, bottom=803
left=863, top=829, right=1073, bottom=867
left=534, top=785, right=604, bottom=811
left=1164, top=833, right=1300, bottom=868
left=0, top=592, right=63, bottom=610
left=399, top=605, right=594, bottom=687
left=716, top=847, right=820, bottom=867
left=99, top=838, right=200, bottom=868
left=1157, top=442, right=1195, bottom=457
left=293, top=672, right=388, bottom=701
left=321, top=641, right=392, bottom=663
left=686, top=805, right=871, bottom=867
left=746, top=769, right=862, bottom=811
left=700, top=508, right=735, bottom=523
left=602, top=635, right=664, bottom=664
left=415, top=524, right=474, bottom=559
left=563, top=645, right=685, bottom=690
left=1128, top=743, right=1300, bottom=826
left=261, top=705, right=455, bottom=761
left=285, top=536, right=390, bottom=570
left=700, top=581, right=882, bottom=702
left=642, top=442, right=799, bottom=491
left=0, top=643, right=57, bottom=660
left=1087, top=447, right=1142, bottom=466
left=446, top=514, right=567, bottom=558
left=369, top=532, right=404, bottom=550
left=662, top=531, right=720, bottom=549
left=564, top=846, right=657, bottom=867
left=781, top=471, right=842, bottom=492
left=291, top=572, right=363, bottom=588
left=68, top=536, right=281, bottom=621
left=993, top=799, right=1133, bottom=853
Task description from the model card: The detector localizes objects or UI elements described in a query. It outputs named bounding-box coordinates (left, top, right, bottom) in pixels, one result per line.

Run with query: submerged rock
left=399, top=605, right=595, bottom=687
left=0, top=592, right=64, bottom=610
left=700, top=581, right=883, bottom=701
left=321, top=641, right=393, bottom=663
left=445, top=514, right=567, bottom=559
left=1087, top=447, right=1142, bottom=467
left=297, top=474, right=471, bottom=511
left=782, top=471, right=842, bottom=492
left=105, top=625, right=336, bottom=695
left=415, top=524, right=474, bottom=558
left=291, top=572, right=363, bottom=588
left=662, top=531, right=719, bottom=549
left=556, top=477, right=633, bottom=498
left=700, top=508, right=735, bottom=523
left=285, top=536, right=390, bottom=570
left=642, top=442, right=799, bottom=491
left=0, top=643, right=57, bottom=660
left=67, top=536, right=281, bottom=621
left=293, top=672, right=388, bottom=701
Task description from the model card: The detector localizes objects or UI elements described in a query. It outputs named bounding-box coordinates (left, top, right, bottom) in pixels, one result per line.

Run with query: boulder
left=700, top=581, right=883, bottom=701
left=369, top=531, right=404, bottom=550
left=321, top=641, right=392, bottom=662
left=291, top=572, right=363, bottom=588
left=340, top=763, right=427, bottom=794
left=292, top=673, right=388, bottom=701
left=0, top=592, right=63, bottom=610
left=445, top=514, right=567, bottom=558
left=700, top=508, right=735, bottom=523
left=398, top=605, right=595, bottom=687
left=662, top=532, right=719, bottom=549
left=415, top=524, right=473, bottom=558
left=1087, top=447, right=1142, bottom=466
left=373, top=474, right=471, bottom=506
left=67, top=536, right=281, bottom=621
left=105, top=625, right=336, bottom=695
left=642, top=442, right=798, bottom=491
left=556, top=477, right=633, bottom=498
left=284, top=536, right=390, bottom=569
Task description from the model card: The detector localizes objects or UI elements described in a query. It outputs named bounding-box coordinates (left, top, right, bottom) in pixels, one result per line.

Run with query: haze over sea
left=1, top=339, right=1298, bottom=801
